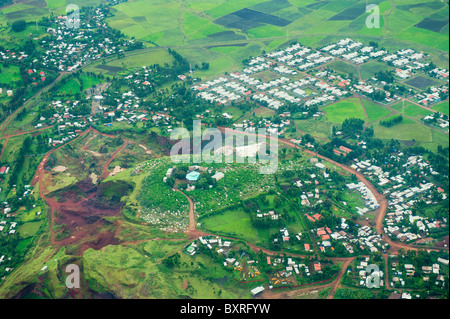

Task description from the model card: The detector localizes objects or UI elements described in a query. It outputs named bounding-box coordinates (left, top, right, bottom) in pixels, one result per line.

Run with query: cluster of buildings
left=347, top=257, right=384, bottom=288
left=390, top=257, right=448, bottom=289
left=185, top=235, right=329, bottom=295
left=192, top=37, right=444, bottom=114
left=256, top=210, right=280, bottom=220
left=349, top=154, right=447, bottom=244
left=0, top=4, right=133, bottom=77
left=191, top=42, right=354, bottom=110
left=231, top=114, right=292, bottom=136
left=0, top=88, right=14, bottom=97
left=0, top=201, right=42, bottom=280
left=309, top=217, right=388, bottom=255
left=40, top=7, right=130, bottom=72
left=0, top=219, right=16, bottom=235
left=185, top=235, right=233, bottom=256
left=28, top=100, right=89, bottom=146
left=381, top=48, right=427, bottom=69
left=423, top=111, right=449, bottom=131
left=267, top=256, right=322, bottom=287
left=193, top=77, right=250, bottom=105
left=429, top=67, right=449, bottom=80
left=164, top=165, right=225, bottom=187
left=345, top=181, right=379, bottom=214
left=416, top=85, right=448, bottom=108
left=268, top=43, right=333, bottom=71
left=321, top=38, right=386, bottom=65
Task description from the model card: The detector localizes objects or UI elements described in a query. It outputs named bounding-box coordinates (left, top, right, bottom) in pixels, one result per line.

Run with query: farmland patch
left=328, top=3, right=365, bottom=21
left=404, top=75, right=442, bottom=90
left=94, top=65, right=123, bottom=74
left=415, top=18, right=449, bottom=33
left=214, top=8, right=292, bottom=32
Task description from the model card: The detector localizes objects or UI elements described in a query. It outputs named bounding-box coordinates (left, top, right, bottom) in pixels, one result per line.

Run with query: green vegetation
left=380, top=114, right=403, bottom=127
left=363, top=99, right=392, bottom=123
left=373, top=117, right=433, bottom=142
left=334, top=287, right=376, bottom=299
left=323, top=98, right=366, bottom=124
left=433, top=101, right=449, bottom=116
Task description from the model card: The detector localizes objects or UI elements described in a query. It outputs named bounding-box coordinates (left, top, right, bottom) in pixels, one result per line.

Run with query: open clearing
left=323, top=98, right=366, bottom=124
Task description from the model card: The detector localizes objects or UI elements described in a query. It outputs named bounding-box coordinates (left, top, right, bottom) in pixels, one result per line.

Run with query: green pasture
left=322, top=98, right=366, bottom=124
left=433, top=101, right=449, bottom=116
left=362, top=99, right=392, bottom=123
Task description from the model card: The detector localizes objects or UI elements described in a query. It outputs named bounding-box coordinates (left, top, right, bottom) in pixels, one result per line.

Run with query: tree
left=12, top=20, right=27, bottom=33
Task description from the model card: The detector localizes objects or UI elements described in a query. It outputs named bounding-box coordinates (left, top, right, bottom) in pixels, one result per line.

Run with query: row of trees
left=7, top=136, right=32, bottom=189
left=380, top=115, right=403, bottom=127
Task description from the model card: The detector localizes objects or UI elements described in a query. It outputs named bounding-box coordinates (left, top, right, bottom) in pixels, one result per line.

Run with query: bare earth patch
left=52, top=166, right=68, bottom=172
left=90, top=173, right=98, bottom=184
left=139, top=144, right=153, bottom=154
left=88, top=150, right=102, bottom=157
left=109, top=166, right=125, bottom=177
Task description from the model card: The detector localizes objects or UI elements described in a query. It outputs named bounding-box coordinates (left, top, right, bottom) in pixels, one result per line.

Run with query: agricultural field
left=397, top=103, right=434, bottom=120
left=97, top=0, right=450, bottom=82
left=405, top=75, right=444, bottom=90
left=1, top=0, right=101, bottom=22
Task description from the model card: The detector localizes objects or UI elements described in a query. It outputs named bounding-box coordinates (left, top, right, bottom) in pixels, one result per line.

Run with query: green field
left=0, top=63, right=22, bottom=85
left=396, top=26, right=449, bottom=52
left=323, top=98, right=367, bottom=124
left=402, top=104, right=434, bottom=120
left=362, top=99, right=393, bottom=123
left=55, top=78, right=81, bottom=95
left=390, top=101, right=435, bottom=120
left=433, top=101, right=449, bottom=116
left=84, top=48, right=175, bottom=76
left=18, top=221, right=43, bottom=238
left=373, top=117, right=433, bottom=142
left=200, top=208, right=270, bottom=244
left=247, top=25, right=287, bottom=38
left=359, top=61, right=393, bottom=81
left=419, top=129, right=450, bottom=152
left=327, top=60, right=359, bottom=78
left=295, top=119, right=333, bottom=140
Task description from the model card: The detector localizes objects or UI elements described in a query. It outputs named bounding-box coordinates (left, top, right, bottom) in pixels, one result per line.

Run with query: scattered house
left=212, top=172, right=224, bottom=181
left=251, top=286, right=265, bottom=297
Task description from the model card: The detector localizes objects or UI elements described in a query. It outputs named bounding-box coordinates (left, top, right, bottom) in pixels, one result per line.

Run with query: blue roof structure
left=186, top=171, right=201, bottom=182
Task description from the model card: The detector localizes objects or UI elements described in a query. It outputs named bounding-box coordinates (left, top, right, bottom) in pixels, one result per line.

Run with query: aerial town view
left=0, top=0, right=448, bottom=311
